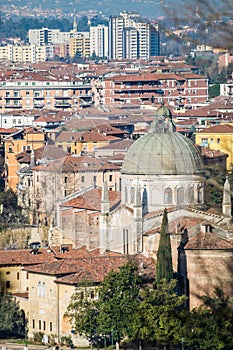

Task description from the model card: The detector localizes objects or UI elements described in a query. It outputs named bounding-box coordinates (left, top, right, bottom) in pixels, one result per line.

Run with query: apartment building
left=97, top=72, right=208, bottom=109
left=108, top=11, right=160, bottom=60
left=90, top=25, right=109, bottom=58
left=0, top=45, right=47, bottom=63
left=28, top=28, right=71, bottom=46
left=4, top=127, right=46, bottom=191
left=17, top=152, right=120, bottom=226
left=0, top=74, right=92, bottom=112
left=69, top=32, right=90, bottom=58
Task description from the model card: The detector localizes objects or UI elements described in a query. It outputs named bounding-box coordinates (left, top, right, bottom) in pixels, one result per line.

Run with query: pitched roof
left=0, top=249, right=56, bottom=266
left=32, top=155, right=119, bottom=172
left=198, top=124, right=233, bottom=133
left=185, top=231, right=233, bottom=249
left=61, top=188, right=121, bottom=211
left=55, top=130, right=119, bottom=143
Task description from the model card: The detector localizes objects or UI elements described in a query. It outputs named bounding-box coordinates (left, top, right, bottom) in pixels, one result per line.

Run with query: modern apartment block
left=108, top=11, right=160, bottom=60
left=28, top=28, right=71, bottom=45
left=69, top=32, right=90, bottom=58
left=90, top=25, right=109, bottom=58
left=0, top=75, right=92, bottom=112
left=0, top=45, right=47, bottom=63
left=98, top=72, right=208, bottom=109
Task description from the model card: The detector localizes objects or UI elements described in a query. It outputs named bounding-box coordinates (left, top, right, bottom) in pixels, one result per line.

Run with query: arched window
left=177, top=187, right=184, bottom=205
left=188, top=186, right=194, bottom=203
left=164, top=187, right=172, bottom=204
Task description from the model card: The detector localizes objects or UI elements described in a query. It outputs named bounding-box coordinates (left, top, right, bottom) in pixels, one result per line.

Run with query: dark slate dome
left=121, top=104, right=203, bottom=176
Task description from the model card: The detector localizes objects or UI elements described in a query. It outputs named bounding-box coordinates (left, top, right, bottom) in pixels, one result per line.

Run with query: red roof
left=61, top=188, right=121, bottom=211
left=199, top=124, right=233, bottom=133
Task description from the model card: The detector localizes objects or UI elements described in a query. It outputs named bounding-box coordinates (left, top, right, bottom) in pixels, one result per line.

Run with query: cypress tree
left=156, top=208, right=173, bottom=284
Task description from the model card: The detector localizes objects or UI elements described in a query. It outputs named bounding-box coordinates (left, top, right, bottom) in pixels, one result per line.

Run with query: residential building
left=0, top=45, right=47, bottom=63
left=17, top=153, right=120, bottom=226
left=90, top=25, right=109, bottom=58
left=108, top=11, right=160, bottom=60
left=0, top=73, right=92, bottom=112
left=195, top=124, right=233, bottom=171
left=4, top=127, right=45, bottom=191
left=69, top=33, right=90, bottom=58
left=28, top=28, right=71, bottom=46
left=54, top=130, right=119, bottom=155
left=98, top=72, right=208, bottom=108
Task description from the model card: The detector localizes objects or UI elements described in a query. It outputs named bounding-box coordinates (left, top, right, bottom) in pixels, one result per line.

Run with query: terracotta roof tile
left=61, top=188, right=121, bottom=211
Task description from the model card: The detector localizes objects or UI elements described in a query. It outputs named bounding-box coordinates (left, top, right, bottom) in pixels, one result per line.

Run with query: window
left=217, top=138, right=220, bottom=144
left=64, top=177, right=68, bottom=184
left=32, top=319, right=35, bottom=329
left=26, top=272, right=29, bottom=279
left=6, top=271, right=10, bottom=275
left=50, top=322, right=52, bottom=332
left=109, top=174, right=113, bottom=182
left=43, top=321, right=46, bottom=331
left=177, top=187, right=184, bottom=204
left=26, top=91, right=30, bottom=96
left=164, top=187, right=172, bottom=204
left=17, top=272, right=20, bottom=280
left=6, top=281, right=10, bottom=288
left=81, top=176, right=85, bottom=182
left=210, top=138, right=214, bottom=144
left=39, top=320, right=41, bottom=330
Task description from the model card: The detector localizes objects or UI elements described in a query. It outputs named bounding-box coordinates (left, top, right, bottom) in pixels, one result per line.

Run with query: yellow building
left=55, top=130, right=118, bottom=155
left=195, top=124, right=233, bottom=171
left=0, top=44, right=47, bottom=63
left=4, top=127, right=45, bottom=191
left=69, top=33, right=90, bottom=58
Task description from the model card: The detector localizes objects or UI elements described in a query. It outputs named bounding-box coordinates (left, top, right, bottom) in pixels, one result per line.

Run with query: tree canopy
left=0, top=294, right=26, bottom=338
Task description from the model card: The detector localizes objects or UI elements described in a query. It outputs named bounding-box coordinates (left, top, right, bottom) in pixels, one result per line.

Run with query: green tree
left=183, top=286, right=233, bottom=350
left=66, top=263, right=142, bottom=347
left=97, top=262, right=141, bottom=344
left=66, top=285, right=100, bottom=346
left=0, top=294, right=26, bottom=338
left=136, top=279, right=187, bottom=349
left=156, top=208, right=173, bottom=284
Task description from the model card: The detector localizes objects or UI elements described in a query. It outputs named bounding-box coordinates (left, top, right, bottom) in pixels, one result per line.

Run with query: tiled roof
left=32, top=155, right=119, bottom=172
left=185, top=231, right=233, bottom=249
left=16, top=145, right=67, bottom=164
left=198, top=124, right=233, bottom=133
left=96, top=139, right=134, bottom=150
left=61, top=188, right=121, bottom=211
left=0, top=249, right=56, bottom=266
left=55, top=130, right=118, bottom=143
left=24, top=250, right=155, bottom=283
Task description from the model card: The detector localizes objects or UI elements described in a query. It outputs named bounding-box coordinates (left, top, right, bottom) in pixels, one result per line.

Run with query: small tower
left=73, top=13, right=78, bottom=33
left=222, top=176, right=232, bottom=220
left=100, top=181, right=110, bottom=253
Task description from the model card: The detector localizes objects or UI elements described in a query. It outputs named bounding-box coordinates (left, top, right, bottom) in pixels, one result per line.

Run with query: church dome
left=121, top=105, right=203, bottom=176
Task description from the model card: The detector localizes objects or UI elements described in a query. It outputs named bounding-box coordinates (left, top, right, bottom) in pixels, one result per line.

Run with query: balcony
left=34, top=103, right=45, bottom=108
left=5, top=96, right=22, bottom=100
left=5, top=104, right=22, bottom=108
left=54, top=101, right=72, bottom=108
left=54, top=95, right=71, bottom=100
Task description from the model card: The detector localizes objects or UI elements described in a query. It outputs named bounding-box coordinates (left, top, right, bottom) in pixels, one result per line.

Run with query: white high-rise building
left=29, top=28, right=71, bottom=45
left=90, top=25, right=108, bottom=58
left=108, top=11, right=160, bottom=60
